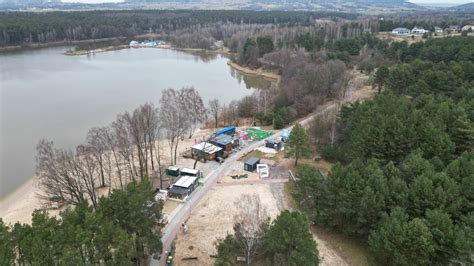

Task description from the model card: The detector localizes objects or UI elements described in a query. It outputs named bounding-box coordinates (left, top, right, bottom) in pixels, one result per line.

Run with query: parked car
left=215, top=156, right=225, bottom=164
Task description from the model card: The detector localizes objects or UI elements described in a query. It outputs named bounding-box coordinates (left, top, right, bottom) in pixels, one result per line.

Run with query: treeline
left=377, top=18, right=472, bottom=32
left=221, top=33, right=384, bottom=129
left=0, top=10, right=358, bottom=46
left=0, top=179, right=163, bottom=265
left=296, top=151, right=473, bottom=265
left=298, top=36, right=474, bottom=264
left=36, top=87, right=208, bottom=209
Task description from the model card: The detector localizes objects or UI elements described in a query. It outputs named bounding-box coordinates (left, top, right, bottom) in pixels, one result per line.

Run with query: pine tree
left=286, top=123, right=311, bottom=166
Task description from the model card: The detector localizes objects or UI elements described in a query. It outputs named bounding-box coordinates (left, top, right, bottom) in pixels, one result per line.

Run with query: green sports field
left=244, top=128, right=273, bottom=141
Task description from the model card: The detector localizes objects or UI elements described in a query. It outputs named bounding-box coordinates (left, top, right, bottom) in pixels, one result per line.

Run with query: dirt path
left=215, top=178, right=289, bottom=186
left=311, top=227, right=349, bottom=266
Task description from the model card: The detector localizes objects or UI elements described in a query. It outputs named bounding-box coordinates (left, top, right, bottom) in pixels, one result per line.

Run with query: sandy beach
left=0, top=176, right=59, bottom=225
left=0, top=128, right=215, bottom=226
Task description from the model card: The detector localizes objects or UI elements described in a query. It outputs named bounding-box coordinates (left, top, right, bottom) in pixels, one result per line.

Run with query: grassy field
left=239, top=150, right=266, bottom=162
left=298, top=158, right=334, bottom=175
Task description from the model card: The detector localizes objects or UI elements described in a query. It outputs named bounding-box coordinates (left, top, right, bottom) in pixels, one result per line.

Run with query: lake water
left=0, top=47, right=270, bottom=198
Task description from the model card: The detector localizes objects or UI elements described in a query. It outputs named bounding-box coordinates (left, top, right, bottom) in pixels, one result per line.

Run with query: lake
left=0, top=47, right=271, bottom=198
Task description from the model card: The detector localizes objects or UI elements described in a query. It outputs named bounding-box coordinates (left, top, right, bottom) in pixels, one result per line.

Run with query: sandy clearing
left=173, top=184, right=284, bottom=265
left=173, top=181, right=349, bottom=266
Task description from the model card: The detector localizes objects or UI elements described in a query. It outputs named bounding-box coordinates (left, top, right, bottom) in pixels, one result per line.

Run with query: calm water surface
left=0, top=47, right=270, bottom=197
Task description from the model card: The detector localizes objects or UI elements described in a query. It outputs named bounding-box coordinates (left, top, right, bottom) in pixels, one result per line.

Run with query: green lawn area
left=239, top=150, right=266, bottom=162
left=244, top=128, right=273, bottom=141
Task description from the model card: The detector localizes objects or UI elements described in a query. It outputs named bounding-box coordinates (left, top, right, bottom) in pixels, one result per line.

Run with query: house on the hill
left=391, top=27, right=411, bottom=35
left=462, top=25, right=474, bottom=32
left=434, top=26, right=443, bottom=33
left=411, top=27, right=429, bottom=34
left=448, top=25, right=461, bottom=33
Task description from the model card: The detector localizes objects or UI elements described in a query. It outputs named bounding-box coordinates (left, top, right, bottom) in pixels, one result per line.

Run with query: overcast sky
left=411, top=0, right=471, bottom=3
left=60, top=0, right=473, bottom=5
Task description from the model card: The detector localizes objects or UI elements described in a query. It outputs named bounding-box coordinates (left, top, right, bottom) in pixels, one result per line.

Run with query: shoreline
left=0, top=176, right=51, bottom=225
left=64, top=44, right=130, bottom=56
left=0, top=37, right=127, bottom=53
left=227, top=61, right=280, bottom=81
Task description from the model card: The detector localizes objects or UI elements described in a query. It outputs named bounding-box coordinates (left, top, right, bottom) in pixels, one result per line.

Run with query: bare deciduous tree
left=209, top=98, right=220, bottom=128
left=183, top=87, right=207, bottom=138
left=112, top=114, right=136, bottom=181
left=36, top=140, right=100, bottom=209
left=36, top=140, right=86, bottom=207
left=233, top=194, right=269, bottom=266
left=160, top=88, right=182, bottom=165
left=85, top=127, right=108, bottom=188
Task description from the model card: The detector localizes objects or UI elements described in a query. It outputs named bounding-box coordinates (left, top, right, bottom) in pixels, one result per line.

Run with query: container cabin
left=244, top=157, right=261, bottom=172
left=168, top=175, right=199, bottom=200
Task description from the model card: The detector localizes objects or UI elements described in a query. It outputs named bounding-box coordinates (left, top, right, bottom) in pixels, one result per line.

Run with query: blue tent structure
left=214, top=126, right=236, bottom=136
left=281, top=129, right=291, bottom=141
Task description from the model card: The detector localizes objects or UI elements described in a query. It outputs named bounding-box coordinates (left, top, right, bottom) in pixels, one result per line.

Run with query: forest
left=296, top=36, right=474, bottom=265
left=0, top=10, right=357, bottom=46
left=0, top=179, right=163, bottom=265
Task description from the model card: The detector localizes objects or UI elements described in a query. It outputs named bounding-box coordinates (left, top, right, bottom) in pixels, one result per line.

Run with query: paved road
left=152, top=132, right=284, bottom=265
left=152, top=81, right=357, bottom=265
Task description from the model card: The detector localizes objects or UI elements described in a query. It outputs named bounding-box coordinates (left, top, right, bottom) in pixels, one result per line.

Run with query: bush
left=273, top=114, right=285, bottom=129
left=256, top=112, right=274, bottom=126
left=320, top=144, right=347, bottom=163
left=358, top=61, right=375, bottom=74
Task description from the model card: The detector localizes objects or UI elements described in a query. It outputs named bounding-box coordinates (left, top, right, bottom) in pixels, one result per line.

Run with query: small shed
left=181, top=168, right=203, bottom=178
left=166, top=166, right=180, bottom=177
left=214, top=126, right=236, bottom=136
left=210, top=134, right=235, bottom=152
left=244, top=157, right=261, bottom=172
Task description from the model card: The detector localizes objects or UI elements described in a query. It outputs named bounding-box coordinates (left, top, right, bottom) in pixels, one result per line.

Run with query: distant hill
left=122, top=0, right=420, bottom=9
left=124, top=0, right=411, bottom=5
left=1, top=0, right=422, bottom=12
left=453, top=2, right=474, bottom=10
